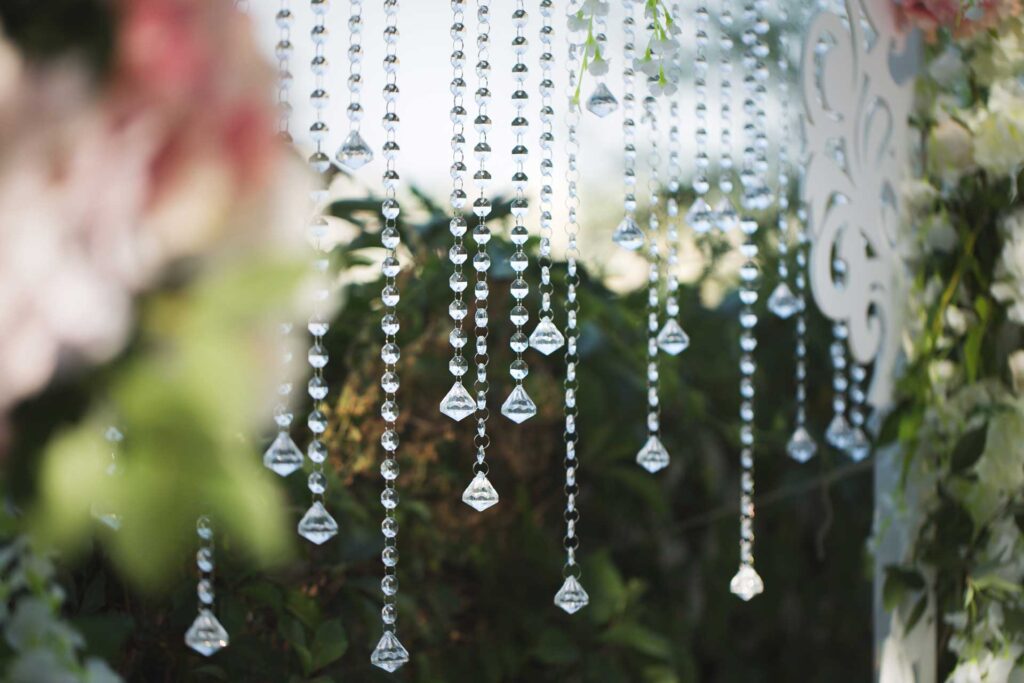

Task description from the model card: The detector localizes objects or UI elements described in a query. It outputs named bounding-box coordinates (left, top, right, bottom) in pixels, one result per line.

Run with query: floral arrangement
left=883, top=4, right=1024, bottom=680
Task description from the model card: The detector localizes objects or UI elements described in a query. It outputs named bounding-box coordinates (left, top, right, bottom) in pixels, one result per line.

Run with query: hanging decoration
left=337, top=0, right=374, bottom=169
left=185, top=516, right=229, bottom=657
left=713, top=2, right=738, bottom=231
left=90, top=426, right=124, bottom=530
left=584, top=8, right=617, bottom=118
left=611, top=3, right=643, bottom=251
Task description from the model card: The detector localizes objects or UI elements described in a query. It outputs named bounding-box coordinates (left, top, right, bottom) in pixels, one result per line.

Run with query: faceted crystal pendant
left=297, top=501, right=338, bottom=545
left=501, top=385, right=537, bottom=424
left=686, top=197, right=714, bottom=234
left=713, top=197, right=740, bottom=231
left=462, top=472, right=499, bottom=512
left=826, top=414, right=856, bottom=451
left=370, top=630, right=410, bottom=673
left=786, top=426, right=818, bottom=463
left=336, top=130, right=374, bottom=170
left=656, top=318, right=690, bottom=356
left=612, top=216, right=645, bottom=251
left=529, top=318, right=565, bottom=355
left=262, top=431, right=304, bottom=477
left=729, top=564, right=764, bottom=601
left=440, top=381, right=475, bottom=421
left=636, top=435, right=670, bottom=473
left=767, top=282, right=802, bottom=319
left=845, top=427, right=871, bottom=462
left=185, top=609, right=229, bottom=657
left=553, top=575, right=590, bottom=614
left=585, top=82, right=619, bottom=117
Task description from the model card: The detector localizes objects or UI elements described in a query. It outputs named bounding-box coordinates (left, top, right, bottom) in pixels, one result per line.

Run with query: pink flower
left=897, top=0, right=1022, bottom=40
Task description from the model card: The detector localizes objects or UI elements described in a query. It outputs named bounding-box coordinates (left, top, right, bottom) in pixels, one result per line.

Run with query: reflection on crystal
left=90, top=504, right=122, bottom=531
left=713, top=197, right=739, bottom=231
left=686, top=197, right=714, bottom=233
left=262, top=431, right=304, bottom=476
left=729, top=564, right=764, bottom=601
left=370, top=629, right=410, bottom=672
left=636, top=435, right=670, bottom=473
left=846, top=427, right=871, bottom=462
left=501, top=385, right=537, bottom=424
left=185, top=608, right=229, bottom=657
left=767, top=282, right=802, bottom=319
left=585, top=82, right=619, bottom=117
left=461, top=472, right=499, bottom=512
left=336, top=130, right=374, bottom=170
left=440, top=381, right=475, bottom=421
left=612, top=216, right=644, bottom=250
left=741, top=183, right=773, bottom=211
left=656, top=318, right=690, bottom=355
left=786, top=426, right=818, bottom=463
left=826, top=414, right=855, bottom=450
left=529, top=318, right=565, bottom=355
left=297, top=501, right=338, bottom=545
left=553, top=575, right=589, bottom=614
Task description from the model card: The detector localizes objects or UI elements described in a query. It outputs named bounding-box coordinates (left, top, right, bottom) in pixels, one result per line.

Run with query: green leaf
left=883, top=566, right=925, bottom=612
left=310, top=619, right=348, bottom=671
left=951, top=426, right=987, bottom=472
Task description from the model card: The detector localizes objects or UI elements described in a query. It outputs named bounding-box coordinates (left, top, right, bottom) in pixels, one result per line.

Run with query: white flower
left=587, top=54, right=609, bottom=77
left=970, top=80, right=1024, bottom=178
left=929, top=114, right=976, bottom=182
left=991, top=209, right=1024, bottom=324
left=1009, top=350, right=1024, bottom=394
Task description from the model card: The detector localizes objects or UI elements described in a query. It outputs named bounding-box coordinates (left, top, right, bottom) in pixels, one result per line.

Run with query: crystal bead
left=461, top=471, right=499, bottom=511
left=553, top=575, right=589, bottom=614
left=381, top=458, right=400, bottom=481
left=826, top=414, right=855, bottom=450
left=501, top=385, right=537, bottom=424
left=370, top=630, right=409, bottom=673
left=197, top=579, right=214, bottom=605
left=656, top=318, right=690, bottom=355
left=845, top=427, right=871, bottom=462
left=612, top=216, right=644, bottom=251
left=196, top=547, right=213, bottom=572
left=729, top=564, right=764, bottom=601
left=104, top=426, right=124, bottom=443
left=529, top=318, right=565, bottom=355
left=767, top=282, right=802, bottom=319
left=714, top=197, right=740, bottom=231
left=786, top=426, right=817, bottom=463
left=297, top=501, right=338, bottom=545
left=308, top=440, right=327, bottom=463
left=308, top=471, right=326, bottom=494
left=686, top=197, right=714, bottom=233
left=307, top=410, right=327, bottom=434
left=262, top=432, right=304, bottom=477
left=636, top=435, right=670, bottom=473
left=185, top=609, right=229, bottom=657
left=440, top=381, right=475, bottom=421
left=585, top=82, right=619, bottom=117
left=336, top=130, right=374, bottom=170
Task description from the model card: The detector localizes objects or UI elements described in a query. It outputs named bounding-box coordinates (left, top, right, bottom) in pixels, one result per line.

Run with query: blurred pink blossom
left=897, top=0, right=1022, bottom=40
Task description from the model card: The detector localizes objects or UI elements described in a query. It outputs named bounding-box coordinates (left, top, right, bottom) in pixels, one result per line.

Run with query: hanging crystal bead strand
left=91, top=426, right=123, bottom=530
left=713, top=4, right=739, bottom=231
left=787, top=206, right=817, bottom=462
left=584, top=10, right=618, bottom=117
left=685, top=0, right=714, bottom=236
left=657, top=53, right=689, bottom=356
left=740, top=1, right=772, bottom=213
left=529, top=0, right=565, bottom=357
left=298, top=0, right=340, bottom=546
left=845, top=363, right=871, bottom=460
left=264, top=1, right=305, bottom=478
left=501, top=0, right=538, bottom=425
left=553, top=36, right=589, bottom=616
left=337, top=0, right=374, bottom=169
left=440, top=1, right=476, bottom=423
left=612, top=3, right=643, bottom=251
left=635, top=93, right=670, bottom=475
left=826, top=318, right=856, bottom=450
left=461, top=0, right=500, bottom=513
left=370, top=0, right=410, bottom=672
left=729, top=0, right=765, bottom=603
left=185, top=516, right=229, bottom=656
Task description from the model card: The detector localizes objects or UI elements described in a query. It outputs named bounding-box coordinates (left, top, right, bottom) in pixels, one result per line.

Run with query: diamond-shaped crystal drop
left=786, top=426, right=818, bottom=463
left=262, top=432, right=304, bottom=477
left=185, top=609, right=229, bottom=657
left=336, top=130, right=373, bottom=170
left=529, top=318, right=565, bottom=355
left=767, top=282, right=802, bottom=319
left=585, top=82, right=619, bottom=117
left=713, top=197, right=740, bottom=231
left=440, top=381, right=475, bottom=421
left=554, top=575, right=589, bottom=614
left=501, top=385, right=537, bottom=424
left=657, top=318, right=690, bottom=355
left=612, top=216, right=644, bottom=251
left=462, top=472, right=499, bottom=511
left=730, top=565, right=764, bottom=601
left=686, top=197, right=714, bottom=234
left=370, top=630, right=409, bottom=673
left=826, top=414, right=855, bottom=450
left=845, top=427, right=871, bottom=462
left=636, top=435, right=670, bottom=473
left=297, top=501, right=338, bottom=545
